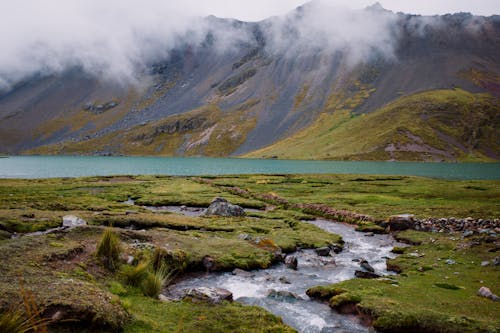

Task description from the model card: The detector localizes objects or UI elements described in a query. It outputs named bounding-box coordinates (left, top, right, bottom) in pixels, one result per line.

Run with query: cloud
left=261, top=1, right=398, bottom=65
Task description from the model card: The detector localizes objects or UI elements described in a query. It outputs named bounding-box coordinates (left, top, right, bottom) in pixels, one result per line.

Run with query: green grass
left=307, top=230, right=500, bottom=333
left=122, top=289, right=295, bottom=333
left=245, top=89, right=499, bottom=161
left=206, top=174, right=500, bottom=220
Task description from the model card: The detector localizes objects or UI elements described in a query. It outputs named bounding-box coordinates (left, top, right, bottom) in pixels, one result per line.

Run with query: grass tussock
left=141, top=265, right=174, bottom=298
left=96, top=228, right=122, bottom=271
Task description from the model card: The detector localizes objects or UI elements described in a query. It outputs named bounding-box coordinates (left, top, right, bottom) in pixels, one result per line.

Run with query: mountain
left=0, top=3, right=499, bottom=161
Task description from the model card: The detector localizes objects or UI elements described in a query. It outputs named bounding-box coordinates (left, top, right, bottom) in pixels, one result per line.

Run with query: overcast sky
left=190, top=0, right=500, bottom=21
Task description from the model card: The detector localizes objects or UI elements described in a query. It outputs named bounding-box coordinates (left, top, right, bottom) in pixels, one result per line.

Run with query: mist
left=0, top=0, right=491, bottom=91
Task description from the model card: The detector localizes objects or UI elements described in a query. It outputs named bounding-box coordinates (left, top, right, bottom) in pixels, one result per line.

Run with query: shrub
left=96, top=228, right=122, bottom=271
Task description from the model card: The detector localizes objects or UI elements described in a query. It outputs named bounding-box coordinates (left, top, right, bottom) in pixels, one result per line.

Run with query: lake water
left=0, top=156, right=499, bottom=180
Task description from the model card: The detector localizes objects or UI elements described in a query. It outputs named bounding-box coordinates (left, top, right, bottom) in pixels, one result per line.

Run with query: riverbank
left=0, top=175, right=498, bottom=332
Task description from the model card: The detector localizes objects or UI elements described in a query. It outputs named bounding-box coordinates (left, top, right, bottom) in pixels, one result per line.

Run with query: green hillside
left=245, top=89, right=500, bottom=161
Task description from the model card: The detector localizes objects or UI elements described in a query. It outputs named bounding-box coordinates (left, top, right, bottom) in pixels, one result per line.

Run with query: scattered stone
left=481, top=261, right=490, bottom=267
left=183, top=287, right=233, bottom=304
left=462, top=230, right=474, bottom=237
left=445, top=259, right=456, bottom=265
left=232, top=268, right=254, bottom=278
left=355, top=270, right=381, bottom=279
left=238, top=233, right=252, bottom=240
left=359, top=259, right=375, bottom=273
left=477, top=286, right=500, bottom=301
left=284, top=255, right=298, bottom=270
left=315, top=247, right=331, bottom=256
left=205, top=197, right=246, bottom=217
left=180, top=205, right=187, bottom=211
left=493, top=257, right=500, bottom=266
left=267, top=289, right=302, bottom=300
left=279, top=276, right=291, bottom=284
left=126, top=255, right=135, bottom=265
left=328, top=244, right=343, bottom=254
left=62, top=215, right=87, bottom=228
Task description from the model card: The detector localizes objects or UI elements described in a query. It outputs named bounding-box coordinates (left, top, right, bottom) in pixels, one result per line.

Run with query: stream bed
left=167, top=219, right=404, bottom=333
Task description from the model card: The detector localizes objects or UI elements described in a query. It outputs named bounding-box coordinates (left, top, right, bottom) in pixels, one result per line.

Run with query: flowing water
left=167, top=219, right=405, bottom=333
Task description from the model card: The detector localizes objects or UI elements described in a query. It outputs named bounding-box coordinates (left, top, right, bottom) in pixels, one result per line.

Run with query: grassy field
left=0, top=174, right=498, bottom=332
left=245, top=89, right=500, bottom=161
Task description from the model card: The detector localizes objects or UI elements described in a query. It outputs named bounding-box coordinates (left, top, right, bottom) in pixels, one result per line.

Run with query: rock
left=279, top=276, right=291, bottom=284
left=477, top=286, right=500, bottom=301
left=267, top=289, right=302, bottom=300
left=315, top=247, right=331, bottom=256
left=238, top=233, right=252, bottom=240
left=493, top=257, right=500, bottom=266
left=202, top=255, right=216, bottom=272
left=126, top=255, right=135, bottom=265
left=183, top=287, right=233, bottom=304
left=328, top=244, right=343, bottom=254
left=462, top=230, right=474, bottom=237
left=62, top=215, right=87, bottom=228
left=284, top=255, right=298, bottom=270
left=445, top=259, right=456, bottom=265
left=364, top=232, right=375, bottom=237
left=481, top=261, right=490, bottom=267
left=359, top=259, right=375, bottom=273
left=232, top=268, right=254, bottom=278
left=386, top=214, right=415, bottom=231
left=158, top=294, right=170, bottom=302
left=205, top=197, right=246, bottom=217
left=354, top=270, right=381, bottom=279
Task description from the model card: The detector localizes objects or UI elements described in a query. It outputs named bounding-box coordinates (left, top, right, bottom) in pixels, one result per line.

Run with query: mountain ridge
left=0, top=4, right=499, bottom=161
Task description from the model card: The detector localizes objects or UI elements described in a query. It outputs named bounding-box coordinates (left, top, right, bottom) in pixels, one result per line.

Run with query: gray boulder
left=267, top=289, right=302, bottom=300
left=182, top=287, right=233, bottom=304
left=284, top=255, right=298, bottom=270
left=205, top=197, right=245, bottom=217
left=232, top=268, right=254, bottom=278
left=62, top=215, right=87, bottom=228
left=315, top=247, right=331, bottom=256
left=360, top=259, right=375, bottom=273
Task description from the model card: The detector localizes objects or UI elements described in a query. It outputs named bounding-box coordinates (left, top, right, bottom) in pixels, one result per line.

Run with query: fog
left=0, top=0, right=496, bottom=91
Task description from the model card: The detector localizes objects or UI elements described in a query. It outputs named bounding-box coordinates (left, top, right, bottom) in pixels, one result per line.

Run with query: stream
left=166, top=218, right=404, bottom=333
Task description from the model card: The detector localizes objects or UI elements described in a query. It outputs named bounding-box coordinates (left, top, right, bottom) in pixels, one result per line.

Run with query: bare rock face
left=205, top=197, right=246, bottom=217
left=182, top=287, right=233, bottom=304
left=62, top=215, right=87, bottom=228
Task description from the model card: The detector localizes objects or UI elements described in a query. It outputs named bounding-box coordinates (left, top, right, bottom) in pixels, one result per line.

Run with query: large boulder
left=62, top=215, right=87, bottom=228
left=359, top=259, right=375, bottom=273
left=315, top=247, right=331, bottom=256
left=205, top=197, right=245, bottom=217
left=182, top=287, right=233, bottom=304
left=386, top=214, right=415, bottom=231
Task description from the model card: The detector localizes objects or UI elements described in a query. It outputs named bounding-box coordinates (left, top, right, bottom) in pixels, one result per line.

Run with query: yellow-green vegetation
left=0, top=174, right=498, bottom=332
left=205, top=174, right=500, bottom=220
left=121, top=289, right=295, bottom=333
left=307, top=230, right=500, bottom=333
left=0, top=175, right=345, bottom=332
left=246, top=89, right=499, bottom=161
left=96, top=228, right=122, bottom=271
left=27, top=102, right=258, bottom=157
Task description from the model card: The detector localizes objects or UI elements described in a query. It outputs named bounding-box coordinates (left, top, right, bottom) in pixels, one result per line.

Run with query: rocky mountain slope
left=0, top=3, right=499, bottom=161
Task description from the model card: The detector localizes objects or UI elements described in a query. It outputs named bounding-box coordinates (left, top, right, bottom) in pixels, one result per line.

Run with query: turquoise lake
left=0, top=156, right=498, bottom=180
